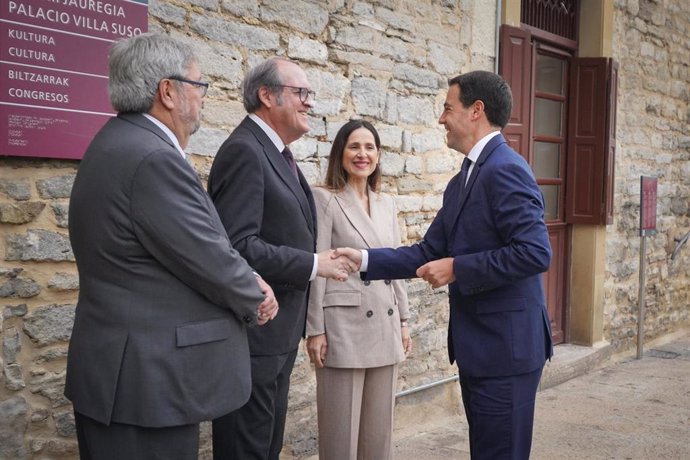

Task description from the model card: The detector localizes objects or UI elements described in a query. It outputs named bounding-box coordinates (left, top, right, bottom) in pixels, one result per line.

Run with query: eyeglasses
left=168, top=76, right=209, bottom=97
left=279, top=85, right=315, bottom=104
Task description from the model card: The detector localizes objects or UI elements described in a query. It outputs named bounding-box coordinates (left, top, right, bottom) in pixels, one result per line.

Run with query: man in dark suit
left=337, top=71, right=553, bottom=459
left=66, top=33, right=278, bottom=460
left=208, top=57, right=354, bottom=459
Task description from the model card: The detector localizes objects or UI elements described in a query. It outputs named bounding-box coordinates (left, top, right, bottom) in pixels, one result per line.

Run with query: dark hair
left=448, top=71, right=512, bottom=128
left=324, top=119, right=381, bottom=191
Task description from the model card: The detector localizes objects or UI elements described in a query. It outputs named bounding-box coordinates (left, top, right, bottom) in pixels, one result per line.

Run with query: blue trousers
left=459, top=366, right=544, bottom=460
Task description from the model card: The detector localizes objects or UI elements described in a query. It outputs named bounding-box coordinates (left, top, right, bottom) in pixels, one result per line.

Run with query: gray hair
left=242, top=57, right=293, bottom=113
left=108, top=33, right=196, bottom=113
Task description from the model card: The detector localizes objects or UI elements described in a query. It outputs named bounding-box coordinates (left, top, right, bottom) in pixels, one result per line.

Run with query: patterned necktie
left=281, top=147, right=298, bottom=178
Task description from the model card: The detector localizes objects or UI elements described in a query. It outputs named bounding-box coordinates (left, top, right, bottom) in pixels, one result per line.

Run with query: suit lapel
left=450, top=134, right=507, bottom=229
left=243, top=117, right=315, bottom=236
left=333, top=184, right=383, bottom=249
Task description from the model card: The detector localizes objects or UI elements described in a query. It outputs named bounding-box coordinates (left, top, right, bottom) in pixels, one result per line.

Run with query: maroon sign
left=640, top=176, right=657, bottom=236
left=1, top=0, right=148, bottom=159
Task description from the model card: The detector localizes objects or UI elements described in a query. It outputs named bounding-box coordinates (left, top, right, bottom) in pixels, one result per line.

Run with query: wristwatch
left=400, top=320, right=408, bottom=327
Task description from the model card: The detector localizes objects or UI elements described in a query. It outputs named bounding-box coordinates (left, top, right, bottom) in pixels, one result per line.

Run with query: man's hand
left=333, top=247, right=362, bottom=269
left=416, top=257, right=455, bottom=288
left=306, top=334, right=328, bottom=368
left=317, top=250, right=357, bottom=281
left=255, top=276, right=278, bottom=325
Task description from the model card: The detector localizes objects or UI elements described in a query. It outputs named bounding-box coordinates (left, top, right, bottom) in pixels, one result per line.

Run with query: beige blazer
left=307, top=184, right=409, bottom=368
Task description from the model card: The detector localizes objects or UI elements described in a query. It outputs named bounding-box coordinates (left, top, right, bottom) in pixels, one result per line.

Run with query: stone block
left=411, top=130, right=445, bottom=153
left=288, top=36, right=328, bottom=63
left=5, top=230, right=74, bottom=262
left=34, top=347, right=68, bottom=365
left=149, top=0, right=186, bottom=26
left=0, top=271, right=40, bottom=298
left=23, top=304, right=76, bottom=347
left=290, top=138, right=318, bottom=161
left=0, top=396, right=28, bottom=459
left=47, top=273, right=79, bottom=291
left=29, top=370, right=70, bottom=408
left=380, top=151, right=406, bottom=177
left=191, top=14, right=279, bottom=51
left=428, top=42, right=463, bottom=75
left=36, top=174, right=75, bottom=199
left=188, top=0, right=219, bottom=11
left=3, top=364, right=25, bottom=391
left=352, top=77, right=387, bottom=118
left=187, top=127, right=229, bottom=157
left=0, top=178, right=31, bottom=200
left=393, top=63, right=442, bottom=90
left=376, top=124, right=404, bottom=150
left=305, top=69, right=351, bottom=116
left=0, top=202, right=45, bottom=224
left=4, top=304, right=28, bottom=318
left=3, top=327, right=20, bottom=364
left=376, top=6, right=414, bottom=32
left=396, top=95, right=436, bottom=127
left=54, top=410, right=76, bottom=437
left=221, top=0, right=259, bottom=17
left=261, top=1, right=329, bottom=35
left=404, top=155, right=423, bottom=174
left=51, top=203, right=69, bottom=228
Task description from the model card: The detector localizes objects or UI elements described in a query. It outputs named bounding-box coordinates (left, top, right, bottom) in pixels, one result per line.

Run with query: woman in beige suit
left=307, top=120, right=411, bottom=459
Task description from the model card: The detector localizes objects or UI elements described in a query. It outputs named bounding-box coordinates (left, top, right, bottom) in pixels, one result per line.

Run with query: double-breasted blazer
left=208, top=116, right=317, bottom=356
left=307, top=185, right=409, bottom=368
left=66, top=113, right=265, bottom=427
left=364, top=133, right=553, bottom=378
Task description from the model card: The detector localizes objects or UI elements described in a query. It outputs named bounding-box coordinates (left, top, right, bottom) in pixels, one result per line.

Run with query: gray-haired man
left=65, top=33, right=278, bottom=459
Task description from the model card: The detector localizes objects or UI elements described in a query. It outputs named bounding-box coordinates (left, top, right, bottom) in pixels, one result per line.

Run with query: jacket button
left=363, top=280, right=371, bottom=286
left=384, top=280, right=391, bottom=285
left=243, top=315, right=252, bottom=324
left=366, top=310, right=373, bottom=318
left=387, top=309, right=394, bottom=316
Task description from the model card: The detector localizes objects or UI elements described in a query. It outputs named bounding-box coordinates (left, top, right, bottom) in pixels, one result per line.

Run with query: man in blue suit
left=337, top=71, right=553, bottom=459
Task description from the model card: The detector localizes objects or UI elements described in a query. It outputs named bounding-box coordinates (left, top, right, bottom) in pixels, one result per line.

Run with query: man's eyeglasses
left=168, top=76, right=209, bottom=97
left=279, top=85, right=315, bottom=104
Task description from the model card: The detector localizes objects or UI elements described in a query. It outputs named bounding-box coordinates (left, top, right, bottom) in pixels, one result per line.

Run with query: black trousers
left=212, top=349, right=298, bottom=460
left=74, top=411, right=199, bottom=460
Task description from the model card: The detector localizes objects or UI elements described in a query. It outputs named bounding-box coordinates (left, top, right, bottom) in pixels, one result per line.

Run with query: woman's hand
left=307, top=334, right=328, bottom=368
left=401, top=324, right=412, bottom=356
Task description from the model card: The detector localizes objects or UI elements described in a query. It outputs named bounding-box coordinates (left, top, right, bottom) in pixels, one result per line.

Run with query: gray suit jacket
left=208, top=116, right=317, bottom=356
left=307, top=185, right=409, bottom=368
left=66, top=113, right=265, bottom=427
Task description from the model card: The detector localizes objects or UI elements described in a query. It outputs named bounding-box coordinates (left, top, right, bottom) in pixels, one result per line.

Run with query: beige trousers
left=315, top=364, right=398, bottom=460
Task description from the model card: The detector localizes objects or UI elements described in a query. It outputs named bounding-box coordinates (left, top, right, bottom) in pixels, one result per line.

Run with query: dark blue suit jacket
left=366, top=133, right=553, bottom=378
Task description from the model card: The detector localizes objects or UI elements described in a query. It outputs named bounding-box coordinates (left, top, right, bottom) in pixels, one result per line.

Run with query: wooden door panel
left=545, top=224, right=568, bottom=344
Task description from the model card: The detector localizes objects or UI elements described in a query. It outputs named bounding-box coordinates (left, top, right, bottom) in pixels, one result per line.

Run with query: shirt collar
left=249, top=113, right=286, bottom=152
left=466, top=130, right=501, bottom=163
left=142, top=113, right=186, bottom=158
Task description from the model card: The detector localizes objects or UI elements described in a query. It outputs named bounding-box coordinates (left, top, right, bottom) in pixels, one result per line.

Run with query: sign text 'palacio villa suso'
left=1, top=0, right=148, bottom=159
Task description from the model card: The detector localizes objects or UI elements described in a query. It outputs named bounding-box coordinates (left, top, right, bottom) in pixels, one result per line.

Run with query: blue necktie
left=459, top=157, right=471, bottom=190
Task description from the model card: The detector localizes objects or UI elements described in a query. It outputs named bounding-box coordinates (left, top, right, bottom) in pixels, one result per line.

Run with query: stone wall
left=0, top=1, right=498, bottom=458
left=2, top=0, right=689, bottom=458
left=605, top=0, right=690, bottom=352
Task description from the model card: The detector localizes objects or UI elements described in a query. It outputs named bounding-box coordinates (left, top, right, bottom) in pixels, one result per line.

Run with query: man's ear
left=257, top=86, right=274, bottom=109
left=158, top=79, right=176, bottom=110
left=471, top=100, right=485, bottom=121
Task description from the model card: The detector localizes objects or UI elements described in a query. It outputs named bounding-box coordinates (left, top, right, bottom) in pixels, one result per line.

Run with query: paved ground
left=391, top=331, right=690, bottom=459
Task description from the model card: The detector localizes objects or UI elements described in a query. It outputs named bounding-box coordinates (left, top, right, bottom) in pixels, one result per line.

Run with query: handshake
left=316, top=248, right=362, bottom=282
left=318, top=248, right=457, bottom=288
